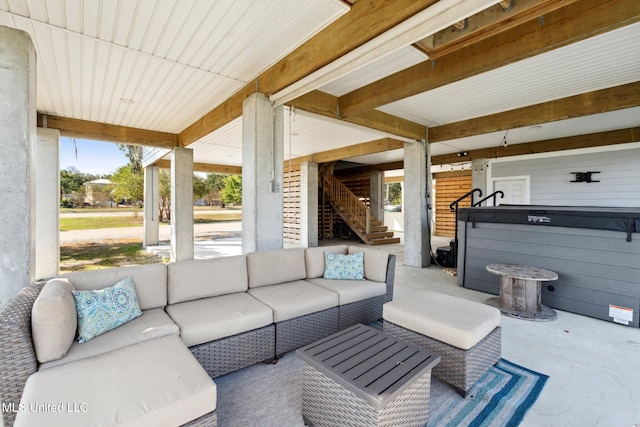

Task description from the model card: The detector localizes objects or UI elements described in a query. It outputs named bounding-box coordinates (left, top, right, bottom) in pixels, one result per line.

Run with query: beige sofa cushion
left=348, top=246, right=389, bottom=283
left=31, top=278, right=77, bottom=363
left=247, top=248, right=307, bottom=288
left=304, top=245, right=348, bottom=279
left=16, top=335, right=216, bottom=427
left=167, top=255, right=248, bottom=304
left=166, top=293, right=273, bottom=347
left=306, top=278, right=386, bottom=305
left=40, top=308, right=179, bottom=370
left=62, top=263, right=167, bottom=310
left=248, top=280, right=339, bottom=322
left=383, top=291, right=501, bottom=350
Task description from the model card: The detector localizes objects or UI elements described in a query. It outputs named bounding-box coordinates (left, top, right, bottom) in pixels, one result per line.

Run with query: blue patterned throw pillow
left=72, top=276, right=142, bottom=343
left=323, top=251, right=365, bottom=280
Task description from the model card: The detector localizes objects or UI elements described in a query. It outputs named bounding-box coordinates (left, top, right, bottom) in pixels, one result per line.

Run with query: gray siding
left=458, top=221, right=640, bottom=327
left=491, top=147, right=640, bottom=207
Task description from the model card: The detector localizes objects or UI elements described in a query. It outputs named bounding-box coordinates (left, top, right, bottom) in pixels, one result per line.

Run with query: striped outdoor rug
left=428, top=358, right=548, bottom=427
left=215, top=352, right=547, bottom=427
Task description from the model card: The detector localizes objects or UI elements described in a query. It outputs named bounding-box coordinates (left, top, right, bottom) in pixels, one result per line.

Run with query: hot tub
left=457, top=205, right=640, bottom=327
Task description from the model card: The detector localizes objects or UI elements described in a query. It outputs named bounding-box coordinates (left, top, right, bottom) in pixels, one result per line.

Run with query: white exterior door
left=492, top=177, right=530, bottom=205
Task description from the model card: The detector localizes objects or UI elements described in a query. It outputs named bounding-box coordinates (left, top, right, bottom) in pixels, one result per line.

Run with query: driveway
left=60, top=221, right=242, bottom=243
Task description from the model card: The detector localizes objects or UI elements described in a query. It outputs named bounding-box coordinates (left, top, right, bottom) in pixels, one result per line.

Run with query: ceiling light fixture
left=120, top=98, right=135, bottom=104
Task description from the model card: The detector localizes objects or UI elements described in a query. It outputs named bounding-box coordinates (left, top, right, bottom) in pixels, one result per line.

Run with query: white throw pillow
left=31, top=278, right=77, bottom=363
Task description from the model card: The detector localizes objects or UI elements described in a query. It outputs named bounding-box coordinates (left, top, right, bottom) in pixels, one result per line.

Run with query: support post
left=0, top=27, right=37, bottom=310
left=35, top=128, right=60, bottom=280
left=143, top=165, right=160, bottom=247
left=403, top=140, right=431, bottom=267
left=242, top=93, right=284, bottom=253
left=369, top=171, right=384, bottom=223
left=300, top=161, right=318, bottom=247
left=170, top=148, right=194, bottom=261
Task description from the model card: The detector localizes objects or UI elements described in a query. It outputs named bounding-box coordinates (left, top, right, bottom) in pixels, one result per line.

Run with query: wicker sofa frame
left=383, top=321, right=501, bottom=397
left=0, top=252, right=396, bottom=426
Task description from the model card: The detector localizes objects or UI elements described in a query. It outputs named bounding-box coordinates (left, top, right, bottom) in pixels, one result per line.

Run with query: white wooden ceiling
left=0, top=0, right=348, bottom=133
left=1, top=1, right=638, bottom=166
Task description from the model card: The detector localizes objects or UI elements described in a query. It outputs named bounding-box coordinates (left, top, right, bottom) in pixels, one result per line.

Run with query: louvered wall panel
left=284, top=167, right=301, bottom=245
left=434, top=173, right=472, bottom=237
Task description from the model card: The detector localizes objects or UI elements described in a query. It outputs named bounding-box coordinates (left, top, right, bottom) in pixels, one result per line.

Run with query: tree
left=110, top=165, right=143, bottom=206
left=203, top=174, right=227, bottom=206
left=221, top=175, right=242, bottom=205
left=386, top=183, right=402, bottom=205
left=158, top=169, right=171, bottom=221
left=118, top=144, right=143, bottom=174
left=192, top=175, right=206, bottom=201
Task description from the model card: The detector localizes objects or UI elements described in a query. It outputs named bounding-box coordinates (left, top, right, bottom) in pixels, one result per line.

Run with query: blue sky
left=60, top=137, right=129, bottom=176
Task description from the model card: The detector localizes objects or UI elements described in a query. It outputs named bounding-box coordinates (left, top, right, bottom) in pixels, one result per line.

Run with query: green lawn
left=60, top=216, right=143, bottom=231
left=60, top=241, right=162, bottom=272
left=60, top=212, right=242, bottom=231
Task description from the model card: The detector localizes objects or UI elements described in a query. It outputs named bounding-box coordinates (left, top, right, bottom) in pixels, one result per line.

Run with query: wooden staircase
left=322, top=173, right=400, bottom=245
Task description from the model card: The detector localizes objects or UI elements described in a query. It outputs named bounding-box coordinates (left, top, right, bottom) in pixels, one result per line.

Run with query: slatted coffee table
left=296, top=323, right=440, bottom=427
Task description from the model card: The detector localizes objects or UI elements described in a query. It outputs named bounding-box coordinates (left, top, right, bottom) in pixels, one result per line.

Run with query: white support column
left=242, top=93, right=284, bottom=253
left=403, top=140, right=431, bottom=268
left=369, top=171, right=384, bottom=223
left=472, top=158, right=490, bottom=203
left=35, top=128, right=60, bottom=280
left=143, top=165, right=160, bottom=247
left=170, top=148, right=194, bottom=261
left=300, top=161, right=318, bottom=248
left=0, top=27, right=37, bottom=309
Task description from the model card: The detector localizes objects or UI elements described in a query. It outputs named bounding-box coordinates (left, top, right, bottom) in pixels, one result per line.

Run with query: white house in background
left=83, top=179, right=113, bottom=207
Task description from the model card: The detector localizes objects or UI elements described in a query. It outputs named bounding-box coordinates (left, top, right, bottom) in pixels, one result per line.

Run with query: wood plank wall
left=284, top=167, right=301, bottom=244
left=434, top=171, right=472, bottom=237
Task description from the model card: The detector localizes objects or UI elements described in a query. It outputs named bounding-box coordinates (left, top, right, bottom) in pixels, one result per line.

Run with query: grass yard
left=60, top=215, right=143, bottom=231
left=60, top=240, right=162, bottom=272
left=60, top=212, right=242, bottom=231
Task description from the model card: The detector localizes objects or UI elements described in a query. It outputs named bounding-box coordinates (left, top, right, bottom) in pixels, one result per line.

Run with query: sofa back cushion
left=62, top=263, right=167, bottom=310
left=247, top=248, right=307, bottom=288
left=167, top=255, right=248, bottom=304
left=31, top=278, right=77, bottom=363
left=348, top=246, right=390, bottom=283
left=305, top=245, right=348, bottom=279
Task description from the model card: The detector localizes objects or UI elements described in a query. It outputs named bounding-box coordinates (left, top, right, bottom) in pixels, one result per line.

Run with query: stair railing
left=324, top=174, right=371, bottom=234
left=449, top=188, right=483, bottom=266
left=473, top=190, right=505, bottom=207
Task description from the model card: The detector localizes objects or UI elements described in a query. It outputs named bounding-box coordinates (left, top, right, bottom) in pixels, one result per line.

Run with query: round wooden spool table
left=486, top=264, right=558, bottom=321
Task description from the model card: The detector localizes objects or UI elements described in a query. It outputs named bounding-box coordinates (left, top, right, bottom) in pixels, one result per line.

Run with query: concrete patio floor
left=146, top=233, right=640, bottom=426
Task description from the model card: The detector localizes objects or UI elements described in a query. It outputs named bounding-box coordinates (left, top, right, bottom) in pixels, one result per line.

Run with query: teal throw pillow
left=73, top=276, right=142, bottom=343
left=323, top=251, right=365, bottom=280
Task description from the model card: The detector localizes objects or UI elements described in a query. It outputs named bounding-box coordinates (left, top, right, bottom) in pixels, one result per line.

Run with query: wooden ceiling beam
left=339, top=0, right=640, bottom=117
left=179, top=0, right=438, bottom=147
left=37, top=114, right=179, bottom=149
left=431, top=127, right=640, bottom=165
left=154, top=159, right=242, bottom=175
left=423, top=0, right=580, bottom=60
left=334, top=161, right=405, bottom=175
left=288, top=90, right=426, bottom=141
left=429, top=82, right=640, bottom=142
left=286, top=139, right=405, bottom=168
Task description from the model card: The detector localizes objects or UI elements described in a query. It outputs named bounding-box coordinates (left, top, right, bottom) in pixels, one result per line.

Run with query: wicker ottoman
left=383, top=291, right=501, bottom=397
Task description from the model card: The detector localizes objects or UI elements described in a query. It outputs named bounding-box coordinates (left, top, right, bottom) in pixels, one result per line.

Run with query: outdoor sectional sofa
left=0, top=245, right=395, bottom=427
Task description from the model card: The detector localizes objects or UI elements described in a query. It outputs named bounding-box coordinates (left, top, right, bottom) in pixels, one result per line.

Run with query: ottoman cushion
left=383, top=291, right=500, bottom=350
